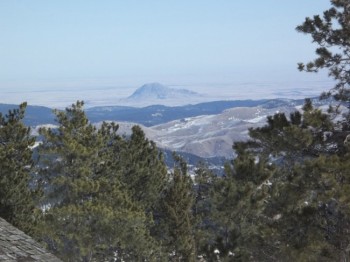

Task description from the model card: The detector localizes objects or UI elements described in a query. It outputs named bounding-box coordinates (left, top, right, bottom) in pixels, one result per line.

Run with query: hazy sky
left=0, top=0, right=332, bottom=92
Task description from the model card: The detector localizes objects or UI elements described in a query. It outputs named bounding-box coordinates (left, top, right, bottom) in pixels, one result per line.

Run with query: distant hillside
left=86, top=99, right=272, bottom=126
left=0, top=98, right=308, bottom=127
left=0, top=104, right=55, bottom=126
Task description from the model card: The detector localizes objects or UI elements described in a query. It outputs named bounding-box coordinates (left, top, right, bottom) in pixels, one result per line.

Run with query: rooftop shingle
left=0, top=218, right=62, bottom=262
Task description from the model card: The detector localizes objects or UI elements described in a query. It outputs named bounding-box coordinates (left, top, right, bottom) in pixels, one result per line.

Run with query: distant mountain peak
left=127, top=83, right=198, bottom=100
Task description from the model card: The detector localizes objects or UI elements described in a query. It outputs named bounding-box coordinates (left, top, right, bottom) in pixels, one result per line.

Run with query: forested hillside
left=1, top=1, right=350, bottom=261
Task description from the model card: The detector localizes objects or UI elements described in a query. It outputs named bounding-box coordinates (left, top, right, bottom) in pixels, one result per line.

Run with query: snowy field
left=0, top=79, right=334, bottom=109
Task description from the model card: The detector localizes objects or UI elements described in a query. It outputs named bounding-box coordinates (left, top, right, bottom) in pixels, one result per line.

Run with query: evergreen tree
left=227, top=105, right=350, bottom=260
left=202, top=1, right=350, bottom=260
left=248, top=99, right=334, bottom=163
left=297, top=0, right=350, bottom=102
left=159, top=154, right=196, bottom=261
left=268, top=152, right=350, bottom=261
left=0, top=103, right=39, bottom=235
left=38, top=101, right=162, bottom=261
left=193, top=163, right=217, bottom=258
left=211, top=143, right=276, bottom=261
left=119, top=125, right=167, bottom=211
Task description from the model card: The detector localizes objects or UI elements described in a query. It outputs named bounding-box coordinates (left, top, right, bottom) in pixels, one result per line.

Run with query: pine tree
left=272, top=154, right=350, bottom=260
left=119, top=125, right=167, bottom=211
left=210, top=142, right=276, bottom=261
left=159, top=154, right=196, bottom=261
left=204, top=1, right=350, bottom=260
left=0, top=103, right=39, bottom=235
left=38, top=101, right=162, bottom=261
left=228, top=104, right=350, bottom=260
left=248, top=99, right=334, bottom=163
left=296, top=0, right=350, bottom=102
left=193, top=162, right=217, bottom=258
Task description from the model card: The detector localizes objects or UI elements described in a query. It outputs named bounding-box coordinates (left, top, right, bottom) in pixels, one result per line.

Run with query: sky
left=0, top=0, right=334, bottom=106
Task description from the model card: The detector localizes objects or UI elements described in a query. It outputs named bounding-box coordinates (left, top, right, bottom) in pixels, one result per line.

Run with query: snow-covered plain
left=0, top=79, right=334, bottom=109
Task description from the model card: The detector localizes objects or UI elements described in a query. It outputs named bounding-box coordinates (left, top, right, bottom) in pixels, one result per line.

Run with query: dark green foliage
left=220, top=100, right=350, bottom=260
left=2, top=101, right=350, bottom=261
left=271, top=153, right=350, bottom=260
left=0, top=103, right=39, bottom=235
left=210, top=144, right=276, bottom=261
left=248, top=99, right=334, bottom=162
left=159, top=154, right=196, bottom=261
left=296, top=0, right=350, bottom=102
left=193, top=163, right=217, bottom=258
left=38, top=101, right=163, bottom=261
left=27, top=98, right=350, bottom=261
left=119, top=125, right=167, bottom=211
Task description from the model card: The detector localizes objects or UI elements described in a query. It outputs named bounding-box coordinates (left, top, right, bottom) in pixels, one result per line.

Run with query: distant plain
left=0, top=78, right=334, bottom=109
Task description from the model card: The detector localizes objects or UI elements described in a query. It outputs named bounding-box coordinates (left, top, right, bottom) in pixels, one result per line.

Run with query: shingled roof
left=0, top=217, right=62, bottom=261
